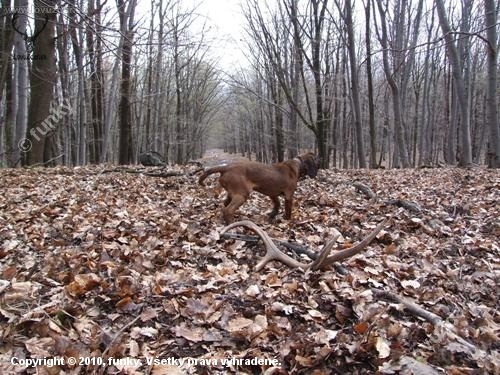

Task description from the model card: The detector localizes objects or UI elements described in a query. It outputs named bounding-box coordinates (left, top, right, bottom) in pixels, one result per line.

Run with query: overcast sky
left=193, top=0, right=248, bottom=71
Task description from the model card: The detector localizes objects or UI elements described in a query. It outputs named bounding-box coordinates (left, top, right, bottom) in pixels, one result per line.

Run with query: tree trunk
left=363, top=0, right=377, bottom=168
left=375, top=0, right=410, bottom=168
left=344, top=0, right=366, bottom=168
left=3, top=0, right=24, bottom=167
left=55, top=9, right=71, bottom=165
left=310, top=0, right=329, bottom=168
left=287, top=32, right=300, bottom=158
left=418, top=5, right=436, bottom=166
left=25, top=0, right=57, bottom=166
left=174, top=27, right=183, bottom=164
left=12, top=0, right=28, bottom=167
left=87, top=0, right=104, bottom=163
left=484, top=0, right=499, bottom=168
left=117, top=0, right=136, bottom=165
left=142, top=0, right=156, bottom=153
left=435, top=0, right=472, bottom=166
left=0, top=0, right=14, bottom=111
left=69, top=0, right=86, bottom=165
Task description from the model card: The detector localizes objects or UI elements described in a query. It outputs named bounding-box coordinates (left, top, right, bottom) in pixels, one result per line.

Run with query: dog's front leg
left=284, top=194, right=293, bottom=219
left=268, top=196, right=280, bottom=221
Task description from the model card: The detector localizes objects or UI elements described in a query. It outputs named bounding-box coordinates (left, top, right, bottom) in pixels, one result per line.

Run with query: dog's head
left=298, top=152, right=319, bottom=178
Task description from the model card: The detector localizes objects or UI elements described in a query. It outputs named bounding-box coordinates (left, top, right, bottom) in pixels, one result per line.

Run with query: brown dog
left=198, top=152, right=319, bottom=224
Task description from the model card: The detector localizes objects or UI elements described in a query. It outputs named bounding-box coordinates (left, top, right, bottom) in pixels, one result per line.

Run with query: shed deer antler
left=220, top=220, right=386, bottom=271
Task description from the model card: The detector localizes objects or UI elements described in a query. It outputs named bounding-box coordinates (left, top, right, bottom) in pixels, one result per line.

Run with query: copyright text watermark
left=10, top=355, right=282, bottom=369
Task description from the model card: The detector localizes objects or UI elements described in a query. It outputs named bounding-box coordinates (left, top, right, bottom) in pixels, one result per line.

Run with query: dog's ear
left=303, top=153, right=319, bottom=178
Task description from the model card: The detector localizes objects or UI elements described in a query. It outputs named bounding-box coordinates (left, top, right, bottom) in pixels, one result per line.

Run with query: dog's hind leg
left=222, top=194, right=246, bottom=224
left=268, top=196, right=281, bottom=221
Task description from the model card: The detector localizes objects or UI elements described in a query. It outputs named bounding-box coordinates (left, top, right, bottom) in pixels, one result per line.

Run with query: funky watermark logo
left=18, top=99, right=74, bottom=152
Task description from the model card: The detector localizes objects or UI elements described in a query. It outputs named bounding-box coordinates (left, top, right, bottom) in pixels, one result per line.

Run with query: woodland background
left=0, top=0, right=499, bottom=169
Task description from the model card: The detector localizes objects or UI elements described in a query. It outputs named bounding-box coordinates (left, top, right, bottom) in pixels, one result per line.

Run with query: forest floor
left=0, top=152, right=499, bottom=374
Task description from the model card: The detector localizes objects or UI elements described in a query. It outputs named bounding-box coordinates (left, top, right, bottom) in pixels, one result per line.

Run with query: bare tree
left=435, top=0, right=473, bottom=166
left=484, top=0, right=499, bottom=168
left=242, top=0, right=332, bottom=167
left=68, top=0, right=87, bottom=165
left=117, top=0, right=137, bottom=165
left=168, top=3, right=208, bottom=164
left=25, top=0, right=58, bottom=166
left=362, top=0, right=377, bottom=168
left=287, top=1, right=301, bottom=159
left=87, top=0, right=105, bottom=163
left=337, top=0, right=367, bottom=168
left=417, top=5, right=438, bottom=167
left=142, top=0, right=159, bottom=155
left=9, top=0, right=28, bottom=167
left=374, top=0, right=419, bottom=168
left=0, top=0, right=14, bottom=115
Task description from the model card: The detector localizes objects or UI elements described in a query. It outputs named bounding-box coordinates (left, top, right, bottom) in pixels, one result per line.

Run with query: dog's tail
left=198, top=165, right=229, bottom=186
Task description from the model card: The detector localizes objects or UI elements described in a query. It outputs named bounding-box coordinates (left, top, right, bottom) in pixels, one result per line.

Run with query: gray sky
left=194, top=0, right=248, bottom=70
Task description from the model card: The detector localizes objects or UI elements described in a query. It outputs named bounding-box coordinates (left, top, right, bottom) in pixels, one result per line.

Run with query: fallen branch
left=102, top=166, right=184, bottom=178
left=20, top=300, right=61, bottom=322
left=352, top=181, right=377, bottom=199
left=372, top=288, right=441, bottom=325
left=95, top=312, right=143, bottom=375
left=385, top=199, right=422, bottom=214
left=372, top=288, right=488, bottom=356
left=189, top=167, right=204, bottom=176
left=25, top=154, right=64, bottom=168
left=349, top=182, right=425, bottom=215
left=141, top=171, right=184, bottom=178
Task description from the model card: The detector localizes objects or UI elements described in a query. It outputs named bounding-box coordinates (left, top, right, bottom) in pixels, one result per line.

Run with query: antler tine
left=309, top=233, right=339, bottom=271
left=319, top=219, right=387, bottom=268
left=220, top=220, right=309, bottom=271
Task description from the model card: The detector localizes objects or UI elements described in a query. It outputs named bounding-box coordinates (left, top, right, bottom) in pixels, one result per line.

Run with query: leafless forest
left=0, top=0, right=498, bottom=168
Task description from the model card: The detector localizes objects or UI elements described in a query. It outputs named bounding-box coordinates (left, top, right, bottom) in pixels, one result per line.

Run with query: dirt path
left=198, top=148, right=249, bottom=167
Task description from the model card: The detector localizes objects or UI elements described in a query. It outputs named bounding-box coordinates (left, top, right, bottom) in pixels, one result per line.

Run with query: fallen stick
left=372, top=288, right=489, bottom=356
left=352, top=181, right=377, bottom=199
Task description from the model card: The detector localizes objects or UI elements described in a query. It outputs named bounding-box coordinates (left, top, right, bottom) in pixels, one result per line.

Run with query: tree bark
left=117, top=0, right=136, bottom=165
left=69, top=0, right=86, bottom=165
left=363, top=0, right=377, bottom=168
left=375, top=0, right=410, bottom=168
left=343, top=0, right=366, bottom=168
left=435, top=0, right=472, bottom=166
left=0, top=0, right=14, bottom=111
left=484, top=0, right=499, bottom=168
left=12, top=0, right=28, bottom=167
left=25, top=0, right=57, bottom=166
left=87, top=0, right=104, bottom=163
